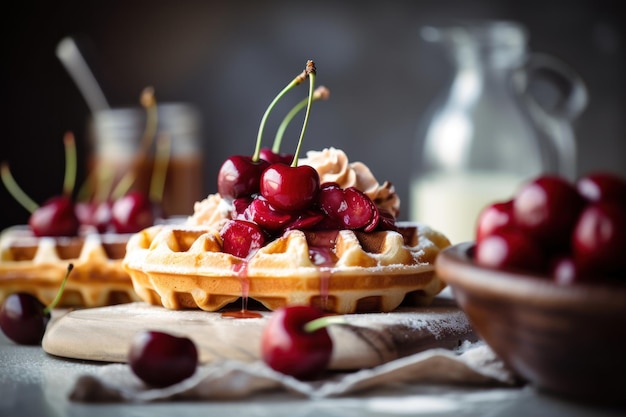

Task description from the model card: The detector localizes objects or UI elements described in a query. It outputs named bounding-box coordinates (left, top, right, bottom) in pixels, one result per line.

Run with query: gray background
left=1, top=0, right=624, bottom=229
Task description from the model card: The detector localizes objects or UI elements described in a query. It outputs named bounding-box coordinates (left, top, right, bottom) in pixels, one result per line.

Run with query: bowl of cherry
left=435, top=172, right=626, bottom=406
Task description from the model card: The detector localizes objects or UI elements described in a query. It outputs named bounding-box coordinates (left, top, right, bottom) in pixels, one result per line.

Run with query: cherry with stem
left=217, top=65, right=310, bottom=200
left=260, top=60, right=321, bottom=212
left=0, top=263, right=74, bottom=345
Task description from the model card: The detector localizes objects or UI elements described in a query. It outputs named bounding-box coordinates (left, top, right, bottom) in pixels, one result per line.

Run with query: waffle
left=123, top=222, right=450, bottom=314
left=0, top=226, right=141, bottom=307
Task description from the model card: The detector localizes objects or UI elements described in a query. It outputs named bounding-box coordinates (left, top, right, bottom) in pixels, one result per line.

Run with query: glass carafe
left=409, top=21, right=587, bottom=244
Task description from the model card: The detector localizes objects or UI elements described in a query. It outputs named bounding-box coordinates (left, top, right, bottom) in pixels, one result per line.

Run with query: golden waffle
left=123, top=222, right=450, bottom=314
left=0, top=226, right=141, bottom=307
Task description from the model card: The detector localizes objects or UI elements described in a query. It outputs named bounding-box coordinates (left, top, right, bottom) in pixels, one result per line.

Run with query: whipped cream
left=300, top=147, right=400, bottom=218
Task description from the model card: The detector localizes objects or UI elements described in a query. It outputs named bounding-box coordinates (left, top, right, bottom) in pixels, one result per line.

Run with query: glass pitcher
left=409, top=20, right=588, bottom=244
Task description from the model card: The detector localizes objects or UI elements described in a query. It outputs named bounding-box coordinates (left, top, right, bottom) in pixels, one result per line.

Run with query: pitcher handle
left=514, top=53, right=588, bottom=121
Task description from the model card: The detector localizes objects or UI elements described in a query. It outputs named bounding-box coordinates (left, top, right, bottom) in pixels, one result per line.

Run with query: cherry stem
left=149, top=134, right=171, bottom=203
left=252, top=66, right=309, bottom=162
left=303, top=314, right=346, bottom=333
left=291, top=60, right=316, bottom=168
left=272, top=86, right=330, bottom=154
left=111, top=87, right=157, bottom=200
left=62, top=131, right=77, bottom=197
left=0, top=162, right=39, bottom=213
left=44, top=263, right=74, bottom=314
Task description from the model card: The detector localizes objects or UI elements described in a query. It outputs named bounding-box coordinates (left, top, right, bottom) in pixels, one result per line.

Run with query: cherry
left=0, top=264, right=73, bottom=345
left=260, top=163, right=320, bottom=212
left=261, top=305, right=335, bottom=380
left=259, top=147, right=293, bottom=165
left=476, top=200, right=515, bottom=243
left=317, top=184, right=378, bottom=230
left=217, top=156, right=269, bottom=200
left=3, top=132, right=80, bottom=237
left=29, top=195, right=79, bottom=237
left=572, top=201, right=626, bottom=277
left=220, top=219, right=267, bottom=258
left=110, top=191, right=155, bottom=234
left=75, top=200, right=112, bottom=233
left=474, top=229, right=545, bottom=273
left=128, top=330, right=198, bottom=388
left=242, top=197, right=294, bottom=232
left=513, top=175, right=585, bottom=250
left=576, top=172, right=626, bottom=207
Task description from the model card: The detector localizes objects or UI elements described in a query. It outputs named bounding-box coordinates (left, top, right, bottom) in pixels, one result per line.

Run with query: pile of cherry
left=216, top=147, right=397, bottom=259
left=32, top=190, right=157, bottom=237
left=475, top=172, right=626, bottom=284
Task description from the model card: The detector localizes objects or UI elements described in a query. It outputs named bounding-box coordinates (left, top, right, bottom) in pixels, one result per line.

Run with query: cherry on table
left=0, top=264, right=74, bottom=345
left=261, top=305, right=334, bottom=380
left=128, top=330, right=198, bottom=387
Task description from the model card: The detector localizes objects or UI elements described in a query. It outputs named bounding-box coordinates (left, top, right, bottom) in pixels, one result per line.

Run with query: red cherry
left=111, top=191, right=155, bottom=234
left=0, top=293, right=50, bottom=345
left=75, top=200, right=112, bottom=233
left=576, top=172, right=626, bottom=207
left=261, top=305, right=333, bottom=380
left=474, top=229, right=545, bottom=272
left=476, top=200, right=515, bottom=243
left=259, top=147, right=294, bottom=165
left=220, top=219, right=267, bottom=258
left=217, top=155, right=270, bottom=201
left=28, top=195, right=79, bottom=237
left=128, top=330, right=198, bottom=387
left=260, top=163, right=320, bottom=212
left=572, top=201, right=626, bottom=276
left=551, top=255, right=593, bottom=285
left=243, top=197, right=294, bottom=232
left=0, top=263, right=73, bottom=345
left=513, top=175, right=585, bottom=250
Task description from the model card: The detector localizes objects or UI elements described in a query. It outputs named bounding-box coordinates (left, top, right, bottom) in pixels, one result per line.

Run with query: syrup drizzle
left=221, top=261, right=262, bottom=319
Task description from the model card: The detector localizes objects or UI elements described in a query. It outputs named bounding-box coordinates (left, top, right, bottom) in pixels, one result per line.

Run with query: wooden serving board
left=42, top=297, right=477, bottom=370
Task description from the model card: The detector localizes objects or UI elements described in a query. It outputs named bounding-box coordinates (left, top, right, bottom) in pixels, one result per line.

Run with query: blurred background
left=1, top=0, right=624, bottom=234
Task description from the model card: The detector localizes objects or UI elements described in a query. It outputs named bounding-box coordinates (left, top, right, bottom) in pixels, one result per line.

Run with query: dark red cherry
left=260, top=163, right=320, bottom=212
left=261, top=305, right=333, bottom=380
left=259, top=147, right=294, bottom=165
left=29, top=195, right=79, bottom=237
left=243, top=197, right=294, bottom=232
left=0, top=293, right=50, bottom=345
left=0, top=263, right=73, bottom=345
left=572, top=201, right=626, bottom=276
left=513, top=175, right=585, bottom=250
left=318, top=185, right=377, bottom=230
left=128, top=330, right=198, bottom=388
left=75, top=200, right=112, bottom=233
left=220, top=219, right=267, bottom=258
left=551, top=255, right=593, bottom=285
left=474, top=229, right=545, bottom=273
left=111, top=191, right=155, bottom=234
left=476, top=200, right=515, bottom=243
left=576, top=172, right=626, bottom=207
left=217, top=155, right=269, bottom=200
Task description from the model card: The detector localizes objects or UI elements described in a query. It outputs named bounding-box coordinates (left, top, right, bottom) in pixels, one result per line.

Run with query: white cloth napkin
left=69, top=341, right=518, bottom=403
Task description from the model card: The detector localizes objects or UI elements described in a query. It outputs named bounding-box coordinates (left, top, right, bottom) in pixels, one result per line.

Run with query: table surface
left=1, top=306, right=624, bottom=417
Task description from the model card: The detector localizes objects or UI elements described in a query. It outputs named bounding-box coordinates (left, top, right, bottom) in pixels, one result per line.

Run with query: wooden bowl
left=436, top=242, right=626, bottom=405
